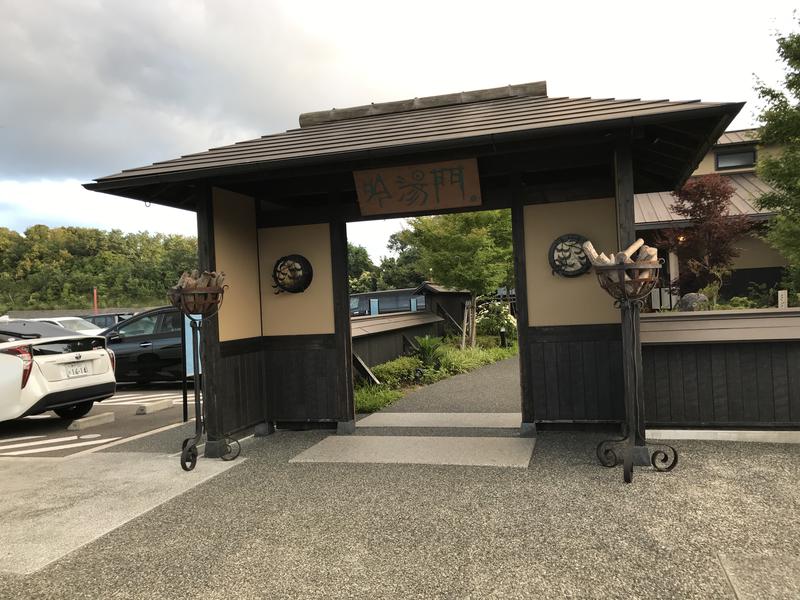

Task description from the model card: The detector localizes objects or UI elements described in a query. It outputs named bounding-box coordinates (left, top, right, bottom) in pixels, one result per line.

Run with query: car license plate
left=65, top=362, right=91, bottom=378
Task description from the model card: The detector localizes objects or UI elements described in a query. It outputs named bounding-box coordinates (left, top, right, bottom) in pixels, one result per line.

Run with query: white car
left=28, top=316, right=105, bottom=337
left=0, top=320, right=116, bottom=422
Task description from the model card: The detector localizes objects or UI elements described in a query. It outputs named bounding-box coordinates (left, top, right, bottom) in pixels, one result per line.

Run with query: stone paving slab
left=719, top=553, right=800, bottom=599
left=357, top=411, right=521, bottom=428
left=289, top=435, right=535, bottom=468
left=0, top=451, right=242, bottom=575
left=649, top=429, right=800, bottom=443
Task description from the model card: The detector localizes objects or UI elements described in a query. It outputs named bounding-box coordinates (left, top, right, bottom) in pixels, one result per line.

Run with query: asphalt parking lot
left=0, top=384, right=197, bottom=458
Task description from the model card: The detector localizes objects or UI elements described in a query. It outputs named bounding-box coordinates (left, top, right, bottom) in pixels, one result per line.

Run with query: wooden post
left=461, top=300, right=468, bottom=349
left=614, top=140, right=647, bottom=451
left=470, top=301, right=477, bottom=347
left=511, top=192, right=534, bottom=436
left=330, top=219, right=355, bottom=434
left=196, top=188, right=225, bottom=457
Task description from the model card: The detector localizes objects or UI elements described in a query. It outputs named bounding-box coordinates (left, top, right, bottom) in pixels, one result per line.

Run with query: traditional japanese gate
left=85, top=81, right=742, bottom=457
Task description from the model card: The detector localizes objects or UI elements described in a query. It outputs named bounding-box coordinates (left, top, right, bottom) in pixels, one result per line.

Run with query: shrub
left=484, top=343, right=518, bottom=362
left=414, top=335, right=443, bottom=368
left=371, top=356, right=422, bottom=389
left=719, top=296, right=757, bottom=310
left=439, top=345, right=492, bottom=374
left=419, top=366, right=449, bottom=385
left=475, top=335, right=499, bottom=348
left=476, top=301, right=517, bottom=340
left=355, top=386, right=402, bottom=413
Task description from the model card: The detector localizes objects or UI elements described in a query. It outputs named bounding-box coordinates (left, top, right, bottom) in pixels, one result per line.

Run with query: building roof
left=350, top=311, right=443, bottom=338
left=85, top=82, right=742, bottom=197
left=717, top=129, right=759, bottom=146
left=412, top=282, right=471, bottom=296
left=635, top=172, right=775, bottom=229
left=350, top=288, right=419, bottom=299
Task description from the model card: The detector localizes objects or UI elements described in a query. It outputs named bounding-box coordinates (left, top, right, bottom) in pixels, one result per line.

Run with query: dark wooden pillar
left=614, top=141, right=635, bottom=250
left=511, top=190, right=535, bottom=436
left=196, top=187, right=225, bottom=457
left=330, top=219, right=355, bottom=433
left=614, top=140, right=646, bottom=449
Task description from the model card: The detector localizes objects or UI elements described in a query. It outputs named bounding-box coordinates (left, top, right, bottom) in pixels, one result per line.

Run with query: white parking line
left=0, top=435, right=46, bottom=444
left=0, top=435, right=80, bottom=451
left=102, top=395, right=184, bottom=406
left=105, top=394, right=182, bottom=403
left=66, top=419, right=194, bottom=458
left=0, top=437, right=121, bottom=456
left=111, top=392, right=183, bottom=400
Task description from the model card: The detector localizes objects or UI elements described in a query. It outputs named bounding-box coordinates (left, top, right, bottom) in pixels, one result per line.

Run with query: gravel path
left=3, top=429, right=799, bottom=599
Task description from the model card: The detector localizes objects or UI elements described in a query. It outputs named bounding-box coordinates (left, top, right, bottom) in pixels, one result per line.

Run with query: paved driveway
left=1, top=424, right=798, bottom=599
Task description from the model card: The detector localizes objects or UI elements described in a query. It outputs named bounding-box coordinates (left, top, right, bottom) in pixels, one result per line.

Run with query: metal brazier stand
left=169, top=286, right=240, bottom=471
left=593, top=261, right=678, bottom=483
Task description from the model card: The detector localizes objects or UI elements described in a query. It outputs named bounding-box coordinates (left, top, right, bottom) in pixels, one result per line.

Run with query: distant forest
left=0, top=225, right=197, bottom=313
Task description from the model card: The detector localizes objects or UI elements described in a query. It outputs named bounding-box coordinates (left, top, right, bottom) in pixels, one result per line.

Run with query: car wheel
left=53, top=401, right=94, bottom=420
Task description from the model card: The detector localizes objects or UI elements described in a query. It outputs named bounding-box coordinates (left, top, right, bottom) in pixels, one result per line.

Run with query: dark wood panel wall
left=218, top=335, right=343, bottom=432
left=526, top=324, right=800, bottom=427
left=643, top=341, right=800, bottom=427
left=526, top=324, right=625, bottom=422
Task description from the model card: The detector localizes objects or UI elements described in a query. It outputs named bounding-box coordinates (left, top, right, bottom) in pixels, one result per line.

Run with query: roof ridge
left=298, top=81, right=547, bottom=128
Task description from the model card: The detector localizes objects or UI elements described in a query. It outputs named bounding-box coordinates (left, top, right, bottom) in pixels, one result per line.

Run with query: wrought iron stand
left=594, top=262, right=678, bottom=483
left=169, top=286, right=240, bottom=471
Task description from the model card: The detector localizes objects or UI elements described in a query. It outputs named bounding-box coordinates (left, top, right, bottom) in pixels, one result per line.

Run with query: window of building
left=715, top=149, right=756, bottom=170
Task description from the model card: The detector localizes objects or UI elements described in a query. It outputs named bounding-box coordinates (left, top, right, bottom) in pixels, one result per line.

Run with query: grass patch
left=355, top=386, right=403, bottom=413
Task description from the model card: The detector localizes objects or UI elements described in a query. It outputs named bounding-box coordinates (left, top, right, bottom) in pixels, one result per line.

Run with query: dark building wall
left=428, top=295, right=468, bottom=331
left=349, top=290, right=426, bottom=316
left=353, top=322, right=440, bottom=367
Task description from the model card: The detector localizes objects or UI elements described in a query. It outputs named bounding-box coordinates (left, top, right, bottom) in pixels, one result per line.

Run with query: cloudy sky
left=1, top=1, right=796, bottom=261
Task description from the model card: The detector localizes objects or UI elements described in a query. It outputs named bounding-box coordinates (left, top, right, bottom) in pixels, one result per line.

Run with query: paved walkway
left=345, top=357, right=527, bottom=462
left=383, top=356, right=521, bottom=413
left=2, top=426, right=798, bottom=599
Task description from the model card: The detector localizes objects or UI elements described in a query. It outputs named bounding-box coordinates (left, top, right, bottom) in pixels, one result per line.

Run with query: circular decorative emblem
left=548, top=234, right=591, bottom=278
left=272, top=254, right=313, bottom=294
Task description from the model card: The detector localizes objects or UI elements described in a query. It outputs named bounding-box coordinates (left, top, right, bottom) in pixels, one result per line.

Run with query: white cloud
left=0, top=179, right=196, bottom=236
left=347, top=219, right=407, bottom=264
left=0, top=0, right=797, bottom=254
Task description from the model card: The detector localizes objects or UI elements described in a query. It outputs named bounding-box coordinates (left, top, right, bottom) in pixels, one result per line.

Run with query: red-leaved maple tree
left=656, top=174, right=753, bottom=294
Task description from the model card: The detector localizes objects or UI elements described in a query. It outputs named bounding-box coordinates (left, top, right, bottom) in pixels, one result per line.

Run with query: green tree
left=347, top=243, right=375, bottom=279
left=410, top=210, right=512, bottom=297
left=377, top=228, right=427, bottom=290
left=347, top=243, right=377, bottom=293
left=407, top=210, right=513, bottom=346
left=755, top=19, right=800, bottom=294
left=0, top=225, right=197, bottom=313
left=348, top=272, right=376, bottom=294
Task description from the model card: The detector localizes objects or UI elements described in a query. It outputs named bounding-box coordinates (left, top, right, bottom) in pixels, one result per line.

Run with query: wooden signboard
left=353, top=158, right=481, bottom=216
